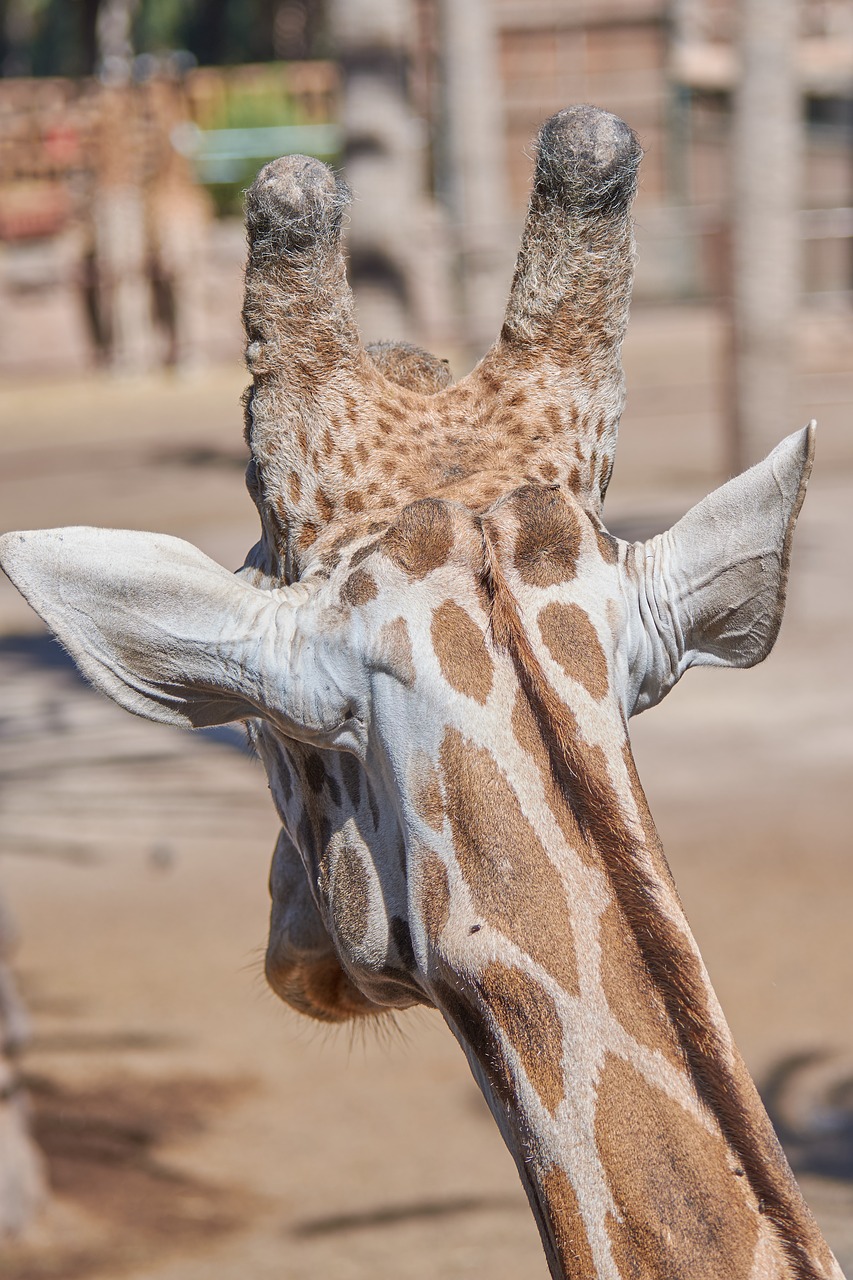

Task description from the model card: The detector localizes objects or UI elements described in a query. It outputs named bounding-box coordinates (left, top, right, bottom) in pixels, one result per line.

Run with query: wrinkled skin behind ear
left=0, top=527, right=335, bottom=734
left=624, top=424, right=815, bottom=715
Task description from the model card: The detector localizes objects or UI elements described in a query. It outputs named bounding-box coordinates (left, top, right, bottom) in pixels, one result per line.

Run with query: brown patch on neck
left=433, top=979, right=516, bottom=1110
left=597, top=899, right=685, bottom=1073
left=538, top=1165, right=597, bottom=1278
left=414, top=847, right=452, bottom=944
left=431, top=600, right=494, bottom=704
left=510, top=690, right=594, bottom=868
left=340, top=568, right=378, bottom=607
left=439, top=727, right=579, bottom=998
left=475, top=962, right=566, bottom=1115
left=538, top=601, right=609, bottom=700
left=596, top=1053, right=760, bottom=1278
left=411, top=757, right=445, bottom=832
left=620, top=742, right=678, bottom=893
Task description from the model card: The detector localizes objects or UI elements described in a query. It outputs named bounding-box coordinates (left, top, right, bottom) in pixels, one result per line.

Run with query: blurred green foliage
left=187, top=63, right=340, bottom=215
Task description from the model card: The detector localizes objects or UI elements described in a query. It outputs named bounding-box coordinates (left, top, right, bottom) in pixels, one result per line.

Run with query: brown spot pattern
left=439, top=727, right=579, bottom=996
left=597, top=900, right=685, bottom=1074
left=412, top=758, right=445, bottom=831
left=511, top=488, right=581, bottom=587
left=621, top=743, right=677, bottom=893
left=341, top=569, right=378, bottom=607
left=382, top=499, right=454, bottom=578
left=476, top=962, right=565, bottom=1114
left=596, top=529, right=619, bottom=565
left=349, top=541, right=379, bottom=569
left=316, top=488, right=334, bottom=522
left=378, top=617, right=416, bottom=688
left=595, top=1054, right=760, bottom=1278
left=538, top=602, right=609, bottom=700
left=431, top=600, right=494, bottom=705
left=332, top=842, right=371, bottom=950
left=433, top=980, right=515, bottom=1109
left=539, top=1165, right=597, bottom=1278
left=297, top=521, right=318, bottom=554
left=544, top=404, right=562, bottom=436
left=416, top=848, right=451, bottom=944
left=510, top=692, right=594, bottom=867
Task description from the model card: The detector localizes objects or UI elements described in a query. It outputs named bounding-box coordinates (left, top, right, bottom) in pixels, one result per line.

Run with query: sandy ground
left=0, top=306, right=852, bottom=1278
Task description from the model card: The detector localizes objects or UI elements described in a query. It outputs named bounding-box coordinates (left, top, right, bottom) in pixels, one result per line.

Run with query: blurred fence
left=0, top=62, right=340, bottom=373
left=1, top=54, right=852, bottom=377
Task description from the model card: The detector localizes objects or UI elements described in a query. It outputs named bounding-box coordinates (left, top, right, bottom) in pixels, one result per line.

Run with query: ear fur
left=626, top=424, right=814, bottom=714
left=0, top=527, right=287, bottom=729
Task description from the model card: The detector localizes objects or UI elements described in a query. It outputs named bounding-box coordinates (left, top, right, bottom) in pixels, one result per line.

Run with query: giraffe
left=0, top=106, right=844, bottom=1279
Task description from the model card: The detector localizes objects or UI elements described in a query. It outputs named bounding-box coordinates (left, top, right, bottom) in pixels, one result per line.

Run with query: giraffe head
left=0, top=108, right=835, bottom=1279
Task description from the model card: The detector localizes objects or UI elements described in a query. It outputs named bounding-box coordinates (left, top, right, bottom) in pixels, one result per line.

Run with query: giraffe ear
left=0, top=527, right=317, bottom=732
left=627, top=425, right=814, bottom=714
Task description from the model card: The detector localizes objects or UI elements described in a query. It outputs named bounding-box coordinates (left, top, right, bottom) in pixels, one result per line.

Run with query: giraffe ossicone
left=0, top=106, right=843, bottom=1279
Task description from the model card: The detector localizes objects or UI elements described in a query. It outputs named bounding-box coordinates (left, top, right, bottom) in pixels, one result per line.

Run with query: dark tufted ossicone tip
left=245, top=154, right=351, bottom=256
left=534, top=106, right=641, bottom=218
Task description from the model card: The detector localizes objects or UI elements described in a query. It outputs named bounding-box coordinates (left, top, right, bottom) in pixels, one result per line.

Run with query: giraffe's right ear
left=625, top=424, right=814, bottom=715
left=0, top=527, right=348, bottom=736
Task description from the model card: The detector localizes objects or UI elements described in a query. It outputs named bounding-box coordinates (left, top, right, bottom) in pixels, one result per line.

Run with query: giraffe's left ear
left=625, top=424, right=814, bottom=715
left=0, top=526, right=351, bottom=737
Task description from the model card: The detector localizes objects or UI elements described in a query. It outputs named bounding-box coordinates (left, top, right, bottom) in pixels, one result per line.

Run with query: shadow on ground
left=0, top=1072, right=259, bottom=1280
left=290, top=1193, right=521, bottom=1239
left=0, top=634, right=250, bottom=755
left=761, top=1051, right=853, bottom=1183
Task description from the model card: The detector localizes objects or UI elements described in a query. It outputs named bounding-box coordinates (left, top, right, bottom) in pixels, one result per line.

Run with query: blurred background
left=0, top=0, right=851, bottom=372
left=0, top=2, right=852, bottom=1277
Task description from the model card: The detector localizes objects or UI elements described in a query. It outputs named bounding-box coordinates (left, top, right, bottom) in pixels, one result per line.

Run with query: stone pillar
left=327, top=0, right=453, bottom=353
left=440, top=0, right=512, bottom=358
left=730, top=0, right=801, bottom=467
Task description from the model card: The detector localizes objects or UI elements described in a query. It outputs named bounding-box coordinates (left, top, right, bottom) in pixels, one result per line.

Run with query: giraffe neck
left=416, top=536, right=839, bottom=1280
left=427, top=742, right=837, bottom=1280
